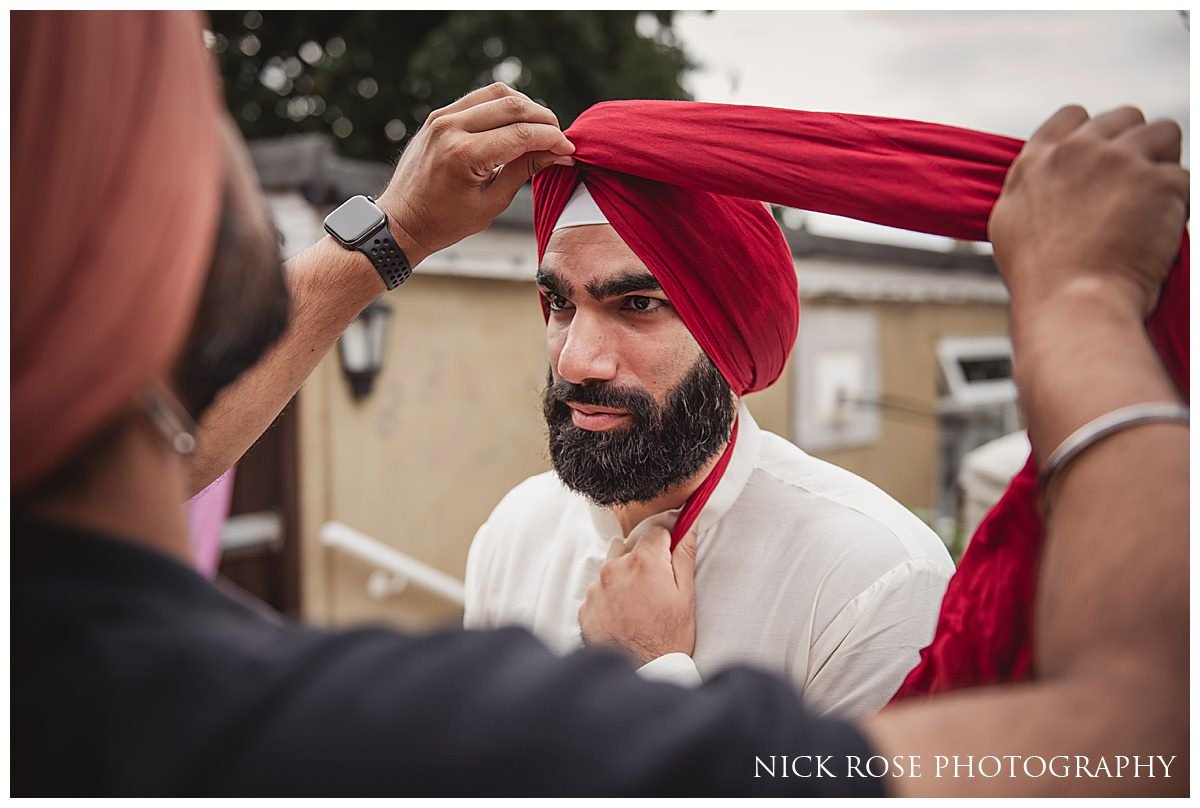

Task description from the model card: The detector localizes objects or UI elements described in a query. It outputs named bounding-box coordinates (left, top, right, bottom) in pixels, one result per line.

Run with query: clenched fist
left=988, top=105, right=1188, bottom=321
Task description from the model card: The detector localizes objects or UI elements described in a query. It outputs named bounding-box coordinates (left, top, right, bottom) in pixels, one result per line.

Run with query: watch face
left=325, top=195, right=386, bottom=245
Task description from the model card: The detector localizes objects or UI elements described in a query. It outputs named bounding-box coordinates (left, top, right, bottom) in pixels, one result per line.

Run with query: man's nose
left=555, top=311, right=618, bottom=385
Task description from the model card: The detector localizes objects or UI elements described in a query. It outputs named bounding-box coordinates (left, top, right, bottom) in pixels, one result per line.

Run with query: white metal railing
left=320, top=521, right=465, bottom=608
left=220, top=511, right=284, bottom=555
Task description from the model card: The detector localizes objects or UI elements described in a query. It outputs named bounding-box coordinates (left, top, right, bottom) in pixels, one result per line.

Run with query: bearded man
left=463, top=171, right=955, bottom=719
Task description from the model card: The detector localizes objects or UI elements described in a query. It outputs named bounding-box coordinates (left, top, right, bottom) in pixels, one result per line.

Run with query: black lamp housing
left=337, top=298, right=392, bottom=401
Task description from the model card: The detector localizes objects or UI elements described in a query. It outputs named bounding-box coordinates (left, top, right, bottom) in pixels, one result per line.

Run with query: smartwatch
left=323, top=195, right=412, bottom=290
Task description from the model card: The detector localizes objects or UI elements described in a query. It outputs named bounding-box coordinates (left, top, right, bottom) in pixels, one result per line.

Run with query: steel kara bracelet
left=1039, top=401, right=1189, bottom=487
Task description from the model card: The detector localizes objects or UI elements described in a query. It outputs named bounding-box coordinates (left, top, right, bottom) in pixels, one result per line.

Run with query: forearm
left=1010, top=280, right=1182, bottom=462
left=1011, top=282, right=1186, bottom=673
left=187, top=237, right=384, bottom=494
left=189, top=84, right=573, bottom=495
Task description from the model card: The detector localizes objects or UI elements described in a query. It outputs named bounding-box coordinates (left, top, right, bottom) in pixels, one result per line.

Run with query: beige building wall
left=299, top=272, right=552, bottom=629
left=298, top=274, right=1009, bottom=630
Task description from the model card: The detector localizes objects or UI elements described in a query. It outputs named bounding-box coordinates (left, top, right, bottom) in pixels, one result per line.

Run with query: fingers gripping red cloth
left=532, top=100, right=1188, bottom=693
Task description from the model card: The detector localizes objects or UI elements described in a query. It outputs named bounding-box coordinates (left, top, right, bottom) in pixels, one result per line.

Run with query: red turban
left=12, top=12, right=224, bottom=492
left=532, top=101, right=1189, bottom=691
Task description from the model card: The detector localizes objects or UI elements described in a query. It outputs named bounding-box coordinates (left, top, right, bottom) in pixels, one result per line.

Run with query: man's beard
left=542, top=354, right=736, bottom=507
left=175, top=181, right=290, bottom=419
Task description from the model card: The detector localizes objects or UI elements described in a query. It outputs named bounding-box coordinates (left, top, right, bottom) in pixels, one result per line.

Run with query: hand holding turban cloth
left=532, top=100, right=1188, bottom=690
left=12, top=12, right=224, bottom=492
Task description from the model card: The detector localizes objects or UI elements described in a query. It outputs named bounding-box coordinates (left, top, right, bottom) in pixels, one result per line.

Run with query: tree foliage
left=208, top=11, right=696, bottom=163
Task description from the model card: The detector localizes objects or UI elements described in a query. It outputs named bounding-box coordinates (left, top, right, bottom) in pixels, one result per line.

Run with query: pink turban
left=12, top=11, right=224, bottom=492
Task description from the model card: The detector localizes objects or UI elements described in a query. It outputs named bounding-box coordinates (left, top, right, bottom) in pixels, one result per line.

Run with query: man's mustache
left=545, top=379, right=656, bottom=420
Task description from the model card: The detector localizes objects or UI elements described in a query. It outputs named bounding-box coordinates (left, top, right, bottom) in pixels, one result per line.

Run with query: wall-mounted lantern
left=337, top=298, right=392, bottom=401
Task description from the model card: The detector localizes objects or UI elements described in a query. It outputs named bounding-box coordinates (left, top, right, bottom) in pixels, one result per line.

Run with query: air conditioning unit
left=935, top=335, right=1022, bottom=528
left=936, top=335, right=1017, bottom=411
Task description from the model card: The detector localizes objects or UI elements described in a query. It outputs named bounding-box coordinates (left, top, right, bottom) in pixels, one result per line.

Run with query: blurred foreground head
left=12, top=11, right=288, bottom=496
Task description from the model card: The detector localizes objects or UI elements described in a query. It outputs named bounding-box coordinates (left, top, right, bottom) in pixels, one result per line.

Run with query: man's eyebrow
left=535, top=269, right=572, bottom=298
left=585, top=271, right=662, bottom=300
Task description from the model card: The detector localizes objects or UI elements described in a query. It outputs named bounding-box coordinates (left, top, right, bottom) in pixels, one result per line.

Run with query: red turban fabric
left=532, top=101, right=1189, bottom=690
left=12, top=11, right=224, bottom=492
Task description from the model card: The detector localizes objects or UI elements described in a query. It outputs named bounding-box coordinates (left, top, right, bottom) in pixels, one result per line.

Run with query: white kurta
left=464, top=404, right=954, bottom=719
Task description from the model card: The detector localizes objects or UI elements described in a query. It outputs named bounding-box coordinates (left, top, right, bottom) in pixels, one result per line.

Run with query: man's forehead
left=537, top=233, right=664, bottom=302
left=545, top=222, right=631, bottom=254
left=541, top=224, right=653, bottom=278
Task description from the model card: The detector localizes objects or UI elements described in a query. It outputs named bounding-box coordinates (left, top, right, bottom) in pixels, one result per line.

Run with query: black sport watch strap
left=358, top=223, right=412, bottom=291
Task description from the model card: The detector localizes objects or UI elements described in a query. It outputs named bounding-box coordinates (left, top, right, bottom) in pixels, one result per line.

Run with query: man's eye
left=544, top=292, right=572, bottom=311
left=623, top=296, right=664, bottom=313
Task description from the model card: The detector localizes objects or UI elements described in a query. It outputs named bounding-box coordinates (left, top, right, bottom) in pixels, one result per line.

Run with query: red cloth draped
left=532, top=100, right=1189, bottom=690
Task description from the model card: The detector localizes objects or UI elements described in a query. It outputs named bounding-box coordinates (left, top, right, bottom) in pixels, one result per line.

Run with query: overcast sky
left=672, top=10, right=1190, bottom=248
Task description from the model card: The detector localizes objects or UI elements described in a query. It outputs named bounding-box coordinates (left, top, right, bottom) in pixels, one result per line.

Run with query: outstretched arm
left=188, top=83, right=574, bottom=494
left=866, top=106, right=1189, bottom=796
